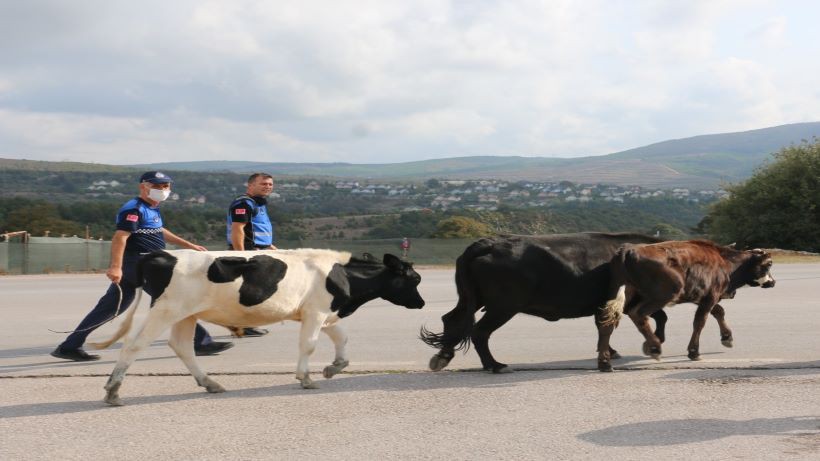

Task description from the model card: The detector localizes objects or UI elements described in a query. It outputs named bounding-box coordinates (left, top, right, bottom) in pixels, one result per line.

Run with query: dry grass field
left=769, top=249, right=820, bottom=263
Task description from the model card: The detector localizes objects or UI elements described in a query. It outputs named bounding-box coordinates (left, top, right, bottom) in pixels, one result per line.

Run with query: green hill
left=4, top=122, right=819, bottom=188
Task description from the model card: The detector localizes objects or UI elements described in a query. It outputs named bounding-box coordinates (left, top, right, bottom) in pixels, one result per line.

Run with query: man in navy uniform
left=224, top=172, right=277, bottom=337
left=51, top=171, right=234, bottom=361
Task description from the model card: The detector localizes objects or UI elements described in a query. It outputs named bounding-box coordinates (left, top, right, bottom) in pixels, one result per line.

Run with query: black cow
left=420, top=232, right=733, bottom=373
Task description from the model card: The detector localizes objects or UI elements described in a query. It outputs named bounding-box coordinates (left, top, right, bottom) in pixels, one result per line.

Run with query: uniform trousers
left=60, top=252, right=213, bottom=351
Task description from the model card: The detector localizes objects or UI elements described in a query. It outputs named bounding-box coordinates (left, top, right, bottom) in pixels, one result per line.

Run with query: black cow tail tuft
left=419, top=239, right=493, bottom=352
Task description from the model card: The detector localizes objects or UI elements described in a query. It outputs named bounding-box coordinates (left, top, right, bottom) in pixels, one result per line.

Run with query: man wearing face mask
left=223, top=172, right=277, bottom=337
left=51, top=171, right=234, bottom=361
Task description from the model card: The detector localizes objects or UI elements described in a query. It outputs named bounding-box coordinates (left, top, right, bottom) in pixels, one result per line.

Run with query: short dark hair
left=247, top=172, right=273, bottom=183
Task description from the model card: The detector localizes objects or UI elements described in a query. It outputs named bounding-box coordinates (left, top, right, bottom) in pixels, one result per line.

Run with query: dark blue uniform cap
left=139, top=171, right=173, bottom=184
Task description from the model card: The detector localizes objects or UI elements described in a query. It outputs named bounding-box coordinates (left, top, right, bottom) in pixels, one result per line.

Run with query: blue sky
left=1, top=0, right=818, bottom=164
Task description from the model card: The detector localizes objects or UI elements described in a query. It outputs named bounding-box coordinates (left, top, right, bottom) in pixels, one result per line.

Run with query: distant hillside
left=130, top=122, right=820, bottom=188
left=4, top=122, right=819, bottom=188
left=0, top=158, right=136, bottom=173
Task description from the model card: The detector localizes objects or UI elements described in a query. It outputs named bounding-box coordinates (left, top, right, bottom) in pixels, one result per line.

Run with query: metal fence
left=0, top=237, right=472, bottom=274
left=0, top=237, right=111, bottom=274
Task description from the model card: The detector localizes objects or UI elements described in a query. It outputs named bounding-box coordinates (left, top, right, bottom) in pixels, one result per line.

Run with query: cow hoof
left=429, top=354, right=452, bottom=372
left=298, top=376, right=319, bottom=389
left=598, top=362, right=613, bottom=372
left=205, top=382, right=226, bottom=394
left=643, top=342, right=662, bottom=360
left=104, top=394, right=123, bottom=406
left=103, top=381, right=123, bottom=406
left=642, top=342, right=662, bottom=358
left=323, top=359, right=349, bottom=379
left=198, top=377, right=226, bottom=393
left=721, top=336, right=734, bottom=348
left=489, top=365, right=513, bottom=374
left=688, top=354, right=702, bottom=361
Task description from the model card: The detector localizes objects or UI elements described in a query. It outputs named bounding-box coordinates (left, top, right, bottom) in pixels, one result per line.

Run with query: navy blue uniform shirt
left=116, top=197, right=165, bottom=253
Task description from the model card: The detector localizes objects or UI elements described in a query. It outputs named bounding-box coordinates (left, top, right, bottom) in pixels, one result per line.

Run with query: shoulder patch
left=126, top=214, right=139, bottom=222
left=208, top=255, right=288, bottom=306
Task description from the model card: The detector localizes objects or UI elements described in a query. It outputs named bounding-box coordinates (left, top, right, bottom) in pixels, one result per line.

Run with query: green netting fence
left=0, top=237, right=472, bottom=274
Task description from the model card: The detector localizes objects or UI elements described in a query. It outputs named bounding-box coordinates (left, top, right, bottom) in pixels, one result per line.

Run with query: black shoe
left=51, top=346, right=100, bottom=362
left=195, top=341, right=234, bottom=356
left=242, top=327, right=269, bottom=337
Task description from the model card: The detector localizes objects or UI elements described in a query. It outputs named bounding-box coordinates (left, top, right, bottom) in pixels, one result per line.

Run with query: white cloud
left=382, top=109, right=496, bottom=145
left=0, top=0, right=819, bottom=164
left=0, top=78, right=12, bottom=93
left=747, top=16, right=788, bottom=48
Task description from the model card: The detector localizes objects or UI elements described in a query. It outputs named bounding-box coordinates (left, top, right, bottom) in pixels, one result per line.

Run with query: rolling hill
left=4, top=122, right=819, bottom=188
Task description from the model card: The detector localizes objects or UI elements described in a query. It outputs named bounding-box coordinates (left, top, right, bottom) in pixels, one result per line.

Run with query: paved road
left=1, top=265, right=818, bottom=459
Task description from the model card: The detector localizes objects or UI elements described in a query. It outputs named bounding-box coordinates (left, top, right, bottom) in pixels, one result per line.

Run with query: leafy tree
left=432, top=216, right=492, bottom=238
left=363, top=211, right=441, bottom=238
left=651, top=223, right=688, bottom=240
left=4, top=203, right=84, bottom=236
left=704, top=139, right=820, bottom=251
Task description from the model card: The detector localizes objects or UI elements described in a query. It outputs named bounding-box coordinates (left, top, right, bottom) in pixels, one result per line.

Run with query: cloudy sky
left=1, top=0, right=818, bottom=165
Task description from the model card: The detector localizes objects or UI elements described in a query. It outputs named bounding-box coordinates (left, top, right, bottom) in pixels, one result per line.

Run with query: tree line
left=1, top=194, right=706, bottom=244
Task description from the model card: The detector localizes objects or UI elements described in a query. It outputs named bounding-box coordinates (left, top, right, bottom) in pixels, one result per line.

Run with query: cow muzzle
left=751, top=274, right=775, bottom=288
left=408, top=300, right=425, bottom=309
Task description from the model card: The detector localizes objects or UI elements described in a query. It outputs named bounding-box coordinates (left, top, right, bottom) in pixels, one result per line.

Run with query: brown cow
left=600, top=240, right=775, bottom=361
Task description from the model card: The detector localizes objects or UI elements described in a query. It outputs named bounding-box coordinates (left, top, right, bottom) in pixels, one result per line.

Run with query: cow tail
left=87, top=289, right=142, bottom=350
left=419, top=239, right=492, bottom=352
left=600, top=247, right=631, bottom=327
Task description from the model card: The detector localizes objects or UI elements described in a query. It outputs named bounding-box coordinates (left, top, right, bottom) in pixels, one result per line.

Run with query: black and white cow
left=94, top=249, right=424, bottom=406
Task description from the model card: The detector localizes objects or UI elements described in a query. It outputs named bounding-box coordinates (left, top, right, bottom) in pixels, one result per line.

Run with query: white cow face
left=745, top=250, right=775, bottom=288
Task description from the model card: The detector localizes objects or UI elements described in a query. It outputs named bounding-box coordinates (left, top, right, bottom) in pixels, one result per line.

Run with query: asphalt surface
left=1, top=265, right=819, bottom=460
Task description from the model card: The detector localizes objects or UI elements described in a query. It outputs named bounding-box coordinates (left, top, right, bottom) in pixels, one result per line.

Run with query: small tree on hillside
left=432, top=216, right=492, bottom=238
left=704, top=139, right=820, bottom=251
left=651, top=223, right=688, bottom=240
